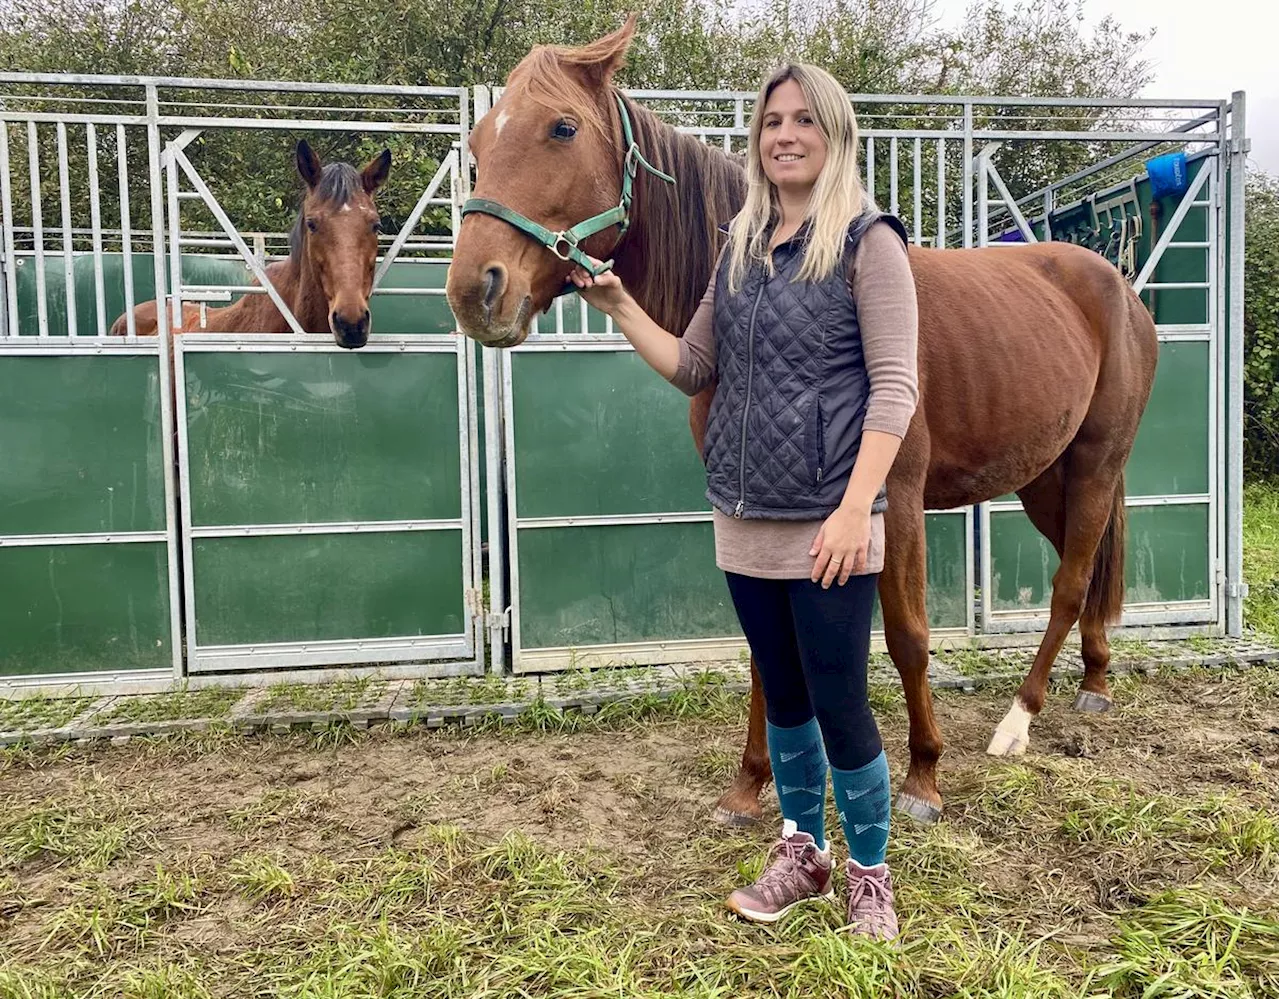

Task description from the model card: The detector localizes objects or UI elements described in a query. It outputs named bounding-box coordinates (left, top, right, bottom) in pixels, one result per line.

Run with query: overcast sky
left=930, top=0, right=1279, bottom=174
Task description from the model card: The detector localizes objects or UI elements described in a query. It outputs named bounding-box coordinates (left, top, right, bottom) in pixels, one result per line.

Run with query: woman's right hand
left=570, top=261, right=632, bottom=317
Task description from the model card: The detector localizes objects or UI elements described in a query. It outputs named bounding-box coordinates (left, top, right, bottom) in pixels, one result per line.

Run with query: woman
left=571, top=63, right=919, bottom=939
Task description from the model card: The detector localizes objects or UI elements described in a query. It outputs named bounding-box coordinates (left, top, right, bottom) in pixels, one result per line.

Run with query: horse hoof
left=894, top=792, right=942, bottom=826
left=713, top=805, right=761, bottom=828
left=986, top=730, right=1028, bottom=757
left=1072, top=690, right=1112, bottom=713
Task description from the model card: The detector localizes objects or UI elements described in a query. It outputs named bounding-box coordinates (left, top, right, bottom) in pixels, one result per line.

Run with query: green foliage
left=1243, top=171, right=1278, bottom=482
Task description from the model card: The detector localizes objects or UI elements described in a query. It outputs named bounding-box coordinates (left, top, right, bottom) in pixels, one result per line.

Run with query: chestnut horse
left=446, top=20, right=1159, bottom=824
left=110, top=140, right=390, bottom=349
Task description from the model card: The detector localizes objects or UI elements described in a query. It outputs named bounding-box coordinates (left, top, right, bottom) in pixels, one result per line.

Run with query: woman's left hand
left=809, top=504, right=871, bottom=588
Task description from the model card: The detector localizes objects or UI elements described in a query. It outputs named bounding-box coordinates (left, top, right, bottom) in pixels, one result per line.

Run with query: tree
left=1243, top=170, right=1278, bottom=482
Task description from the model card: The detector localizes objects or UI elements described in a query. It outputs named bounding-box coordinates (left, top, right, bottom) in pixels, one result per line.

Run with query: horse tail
left=1083, top=473, right=1127, bottom=627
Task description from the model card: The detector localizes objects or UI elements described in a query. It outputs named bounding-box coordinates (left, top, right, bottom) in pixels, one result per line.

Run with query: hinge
left=1226, top=581, right=1250, bottom=599
left=1230, top=137, right=1252, bottom=156
left=465, top=587, right=484, bottom=617
left=487, top=606, right=512, bottom=639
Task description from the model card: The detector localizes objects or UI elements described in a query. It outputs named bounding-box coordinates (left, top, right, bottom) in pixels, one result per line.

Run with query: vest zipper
left=735, top=282, right=767, bottom=518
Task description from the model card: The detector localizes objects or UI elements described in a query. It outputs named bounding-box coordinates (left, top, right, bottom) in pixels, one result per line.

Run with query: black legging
left=724, top=571, right=882, bottom=771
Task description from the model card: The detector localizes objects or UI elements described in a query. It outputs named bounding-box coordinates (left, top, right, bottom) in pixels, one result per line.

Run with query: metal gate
left=0, top=74, right=485, bottom=687
left=973, top=102, right=1242, bottom=636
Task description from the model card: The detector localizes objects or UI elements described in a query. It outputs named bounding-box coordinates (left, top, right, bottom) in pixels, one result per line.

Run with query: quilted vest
left=704, top=211, right=908, bottom=520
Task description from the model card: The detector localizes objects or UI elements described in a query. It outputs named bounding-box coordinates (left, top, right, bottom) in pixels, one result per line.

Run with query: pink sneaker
left=726, top=821, right=835, bottom=923
left=845, top=858, right=899, bottom=940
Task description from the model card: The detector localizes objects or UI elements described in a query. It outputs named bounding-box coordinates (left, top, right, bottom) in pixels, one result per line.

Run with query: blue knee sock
left=831, top=751, right=890, bottom=866
left=766, top=718, right=829, bottom=845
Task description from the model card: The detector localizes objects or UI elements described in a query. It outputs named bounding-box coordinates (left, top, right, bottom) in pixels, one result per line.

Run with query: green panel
left=988, top=503, right=1209, bottom=612
left=869, top=512, right=969, bottom=631
left=184, top=350, right=460, bottom=526
left=370, top=260, right=457, bottom=335
left=1127, top=341, right=1209, bottom=496
left=193, top=530, right=464, bottom=645
left=516, top=522, right=739, bottom=650
left=0, top=543, right=171, bottom=676
left=511, top=351, right=708, bottom=518
left=517, top=512, right=969, bottom=651
left=0, top=355, right=166, bottom=535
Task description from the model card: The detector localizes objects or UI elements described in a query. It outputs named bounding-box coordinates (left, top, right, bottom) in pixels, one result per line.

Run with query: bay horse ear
left=296, top=140, right=323, bottom=190
left=574, top=14, right=637, bottom=86
left=361, top=148, right=392, bottom=194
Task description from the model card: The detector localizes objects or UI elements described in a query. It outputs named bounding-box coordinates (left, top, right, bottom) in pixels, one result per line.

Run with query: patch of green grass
left=97, top=687, right=244, bottom=725
left=932, top=645, right=1018, bottom=678
left=41, top=865, right=202, bottom=957
left=227, top=854, right=298, bottom=904
left=0, top=696, right=95, bottom=734
left=1096, top=889, right=1279, bottom=998
left=1, top=799, right=144, bottom=871
left=409, top=674, right=533, bottom=707
left=1244, top=481, right=1278, bottom=642
left=257, top=679, right=379, bottom=715
left=227, top=788, right=333, bottom=832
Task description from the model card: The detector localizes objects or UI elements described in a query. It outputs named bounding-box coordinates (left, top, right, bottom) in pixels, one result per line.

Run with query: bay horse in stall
left=446, top=19, right=1159, bottom=825
left=110, top=140, right=390, bottom=349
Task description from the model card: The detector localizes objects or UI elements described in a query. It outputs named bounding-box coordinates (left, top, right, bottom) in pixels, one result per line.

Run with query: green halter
left=461, top=93, right=677, bottom=281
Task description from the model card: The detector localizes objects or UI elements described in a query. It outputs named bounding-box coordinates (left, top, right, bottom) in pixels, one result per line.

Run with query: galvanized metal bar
left=987, top=494, right=1212, bottom=513
left=985, top=160, right=1038, bottom=242
left=165, top=144, right=184, bottom=329
left=1143, top=282, right=1211, bottom=291
left=372, top=152, right=454, bottom=289
left=188, top=519, right=465, bottom=539
left=188, top=635, right=473, bottom=674
left=158, top=117, right=460, bottom=135
left=1133, top=166, right=1211, bottom=293
left=175, top=333, right=458, bottom=351
left=145, top=83, right=184, bottom=680
left=172, top=147, right=305, bottom=335
left=0, top=531, right=168, bottom=547
left=970, top=129, right=1220, bottom=143
left=889, top=136, right=899, bottom=215
left=1226, top=92, right=1246, bottom=636
left=501, top=348, right=525, bottom=669
left=935, top=138, right=945, bottom=248
left=0, top=72, right=463, bottom=99
left=912, top=138, right=922, bottom=245
left=86, top=124, right=107, bottom=335
left=0, top=111, right=150, bottom=127
left=976, top=148, right=989, bottom=248
left=517, top=512, right=713, bottom=530
left=27, top=122, right=49, bottom=336
left=0, top=339, right=159, bottom=355
left=56, top=123, right=78, bottom=336
left=115, top=124, right=137, bottom=339
left=865, top=136, right=874, bottom=199
left=962, top=105, right=973, bottom=248
left=0, top=124, right=17, bottom=336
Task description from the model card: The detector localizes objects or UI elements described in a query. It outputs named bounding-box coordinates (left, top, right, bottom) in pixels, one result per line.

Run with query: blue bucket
left=1146, top=152, right=1189, bottom=200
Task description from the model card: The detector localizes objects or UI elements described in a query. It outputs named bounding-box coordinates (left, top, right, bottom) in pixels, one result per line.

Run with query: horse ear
left=296, top=140, right=323, bottom=190
left=362, top=148, right=392, bottom=194
left=574, top=14, right=637, bottom=86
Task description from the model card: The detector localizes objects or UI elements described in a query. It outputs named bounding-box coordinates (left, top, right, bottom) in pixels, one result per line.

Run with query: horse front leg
left=713, top=656, right=770, bottom=826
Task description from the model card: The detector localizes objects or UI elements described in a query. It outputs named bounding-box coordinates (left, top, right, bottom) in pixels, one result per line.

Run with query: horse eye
left=552, top=120, right=577, bottom=141
left=305, top=218, right=318, bottom=233
left=371, top=220, right=382, bottom=234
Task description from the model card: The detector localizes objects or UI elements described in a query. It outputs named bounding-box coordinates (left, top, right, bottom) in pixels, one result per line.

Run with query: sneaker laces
left=848, top=870, right=890, bottom=920
left=753, top=837, right=809, bottom=903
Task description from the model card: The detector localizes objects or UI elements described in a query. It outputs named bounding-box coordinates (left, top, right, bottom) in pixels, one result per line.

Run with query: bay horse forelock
left=447, top=19, right=1159, bottom=825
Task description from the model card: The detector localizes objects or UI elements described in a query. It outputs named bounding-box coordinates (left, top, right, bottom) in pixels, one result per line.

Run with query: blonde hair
left=726, top=63, right=869, bottom=293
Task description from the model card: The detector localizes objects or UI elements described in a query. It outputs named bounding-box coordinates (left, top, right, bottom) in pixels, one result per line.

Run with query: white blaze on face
left=341, top=203, right=352, bottom=212
left=494, top=109, right=511, bottom=137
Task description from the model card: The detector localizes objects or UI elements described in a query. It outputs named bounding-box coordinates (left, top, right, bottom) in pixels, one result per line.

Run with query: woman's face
left=759, top=78, right=827, bottom=194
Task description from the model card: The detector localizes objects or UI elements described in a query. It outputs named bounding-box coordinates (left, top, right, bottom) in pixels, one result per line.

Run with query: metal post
left=962, top=103, right=973, bottom=248
left=116, top=124, right=137, bottom=339
left=0, top=124, right=16, bottom=336
left=56, top=123, right=77, bottom=336
left=28, top=122, right=49, bottom=335
left=1226, top=91, right=1247, bottom=636
left=87, top=123, right=107, bottom=335
left=146, top=83, right=184, bottom=678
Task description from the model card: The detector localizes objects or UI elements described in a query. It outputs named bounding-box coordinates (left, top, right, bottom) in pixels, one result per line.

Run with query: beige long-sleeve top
left=668, top=220, right=920, bottom=579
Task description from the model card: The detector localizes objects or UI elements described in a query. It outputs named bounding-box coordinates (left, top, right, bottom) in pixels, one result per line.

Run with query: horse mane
left=507, top=43, right=622, bottom=141
left=289, top=161, right=363, bottom=265
left=613, top=96, right=748, bottom=334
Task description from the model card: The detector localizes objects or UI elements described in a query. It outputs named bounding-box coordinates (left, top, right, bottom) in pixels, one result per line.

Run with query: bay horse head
left=447, top=17, right=673, bottom=347
left=294, top=139, right=391, bottom=349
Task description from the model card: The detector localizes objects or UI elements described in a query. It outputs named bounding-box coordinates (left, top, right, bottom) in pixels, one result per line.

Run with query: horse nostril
left=361, top=309, right=371, bottom=328
left=482, top=264, right=506, bottom=321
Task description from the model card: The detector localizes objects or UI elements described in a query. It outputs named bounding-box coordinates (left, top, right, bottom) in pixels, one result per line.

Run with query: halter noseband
left=461, top=93, right=677, bottom=282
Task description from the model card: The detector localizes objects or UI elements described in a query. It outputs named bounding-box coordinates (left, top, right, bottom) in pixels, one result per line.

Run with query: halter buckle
left=550, top=231, right=578, bottom=261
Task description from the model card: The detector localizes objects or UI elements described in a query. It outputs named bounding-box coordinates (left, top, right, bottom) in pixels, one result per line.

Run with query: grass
left=0, top=695, right=94, bottom=733
left=96, top=687, right=245, bottom=725
left=1243, top=480, right=1278, bottom=641
left=0, top=798, right=145, bottom=871
left=256, top=678, right=380, bottom=714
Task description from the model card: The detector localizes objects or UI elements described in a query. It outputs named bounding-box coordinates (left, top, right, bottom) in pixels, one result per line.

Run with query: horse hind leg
left=713, top=656, right=769, bottom=826
left=987, top=449, right=1127, bottom=756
